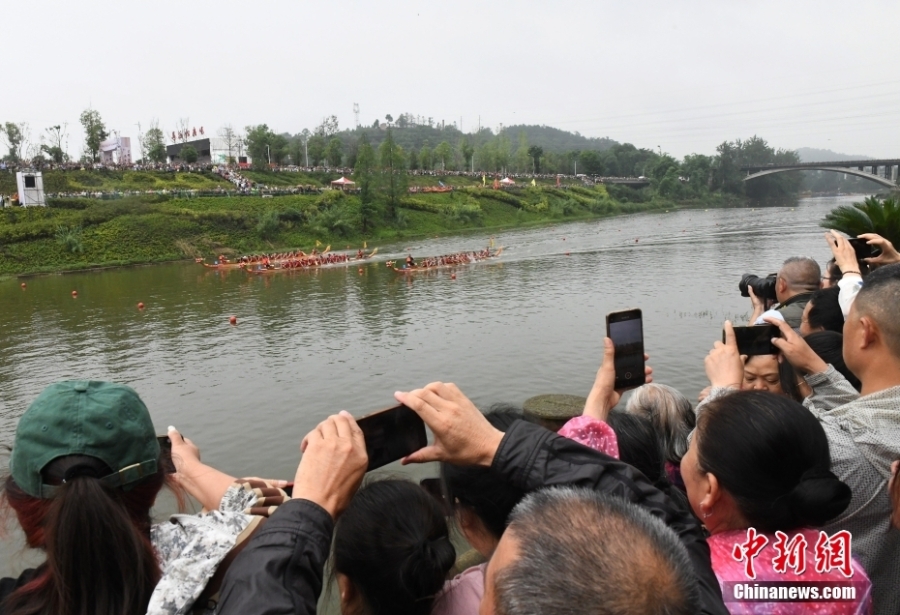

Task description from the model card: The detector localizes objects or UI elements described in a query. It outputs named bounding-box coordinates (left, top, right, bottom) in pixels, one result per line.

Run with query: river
left=0, top=194, right=865, bottom=574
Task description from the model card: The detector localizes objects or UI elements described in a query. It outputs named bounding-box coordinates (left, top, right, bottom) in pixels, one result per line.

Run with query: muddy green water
left=0, top=195, right=862, bottom=576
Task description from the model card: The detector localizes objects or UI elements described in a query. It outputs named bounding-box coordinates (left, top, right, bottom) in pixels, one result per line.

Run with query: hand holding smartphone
left=157, top=435, right=176, bottom=474
left=729, top=324, right=780, bottom=356
left=356, top=404, right=428, bottom=472
left=606, top=308, right=646, bottom=389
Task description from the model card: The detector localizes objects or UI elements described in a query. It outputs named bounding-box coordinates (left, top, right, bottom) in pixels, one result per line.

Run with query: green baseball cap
left=9, top=380, right=160, bottom=499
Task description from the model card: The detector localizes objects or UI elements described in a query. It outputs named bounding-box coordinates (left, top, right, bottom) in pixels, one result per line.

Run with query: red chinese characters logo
left=732, top=528, right=769, bottom=579
left=814, top=530, right=853, bottom=578
left=772, top=531, right=808, bottom=575
left=732, top=529, right=854, bottom=579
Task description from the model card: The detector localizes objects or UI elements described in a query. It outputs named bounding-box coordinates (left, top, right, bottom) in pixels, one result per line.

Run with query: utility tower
left=353, top=103, right=360, bottom=128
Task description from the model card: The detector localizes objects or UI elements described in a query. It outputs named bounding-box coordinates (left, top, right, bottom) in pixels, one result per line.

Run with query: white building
left=99, top=136, right=132, bottom=165
left=15, top=171, right=46, bottom=206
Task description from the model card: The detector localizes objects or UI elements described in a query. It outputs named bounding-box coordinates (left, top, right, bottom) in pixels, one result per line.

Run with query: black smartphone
left=157, top=435, right=176, bottom=474
left=606, top=308, right=645, bottom=389
left=419, top=477, right=451, bottom=515
left=730, top=325, right=779, bottom=356
left=357, top=404, right=428, bottom=472
left=848, top=237, right=879, bottom=261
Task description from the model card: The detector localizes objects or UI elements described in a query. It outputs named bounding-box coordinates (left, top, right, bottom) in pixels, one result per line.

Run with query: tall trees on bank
left=354, top=134, right=378, bottom=233
left=80, top=109, right=108, bottom=162
left=378, top=128, right=407, bottom=220
left=1, top=122, right=27, bottom=162
left=245, top=124, right=288, bottom=168
left=144, top=120, right=167, bottom=163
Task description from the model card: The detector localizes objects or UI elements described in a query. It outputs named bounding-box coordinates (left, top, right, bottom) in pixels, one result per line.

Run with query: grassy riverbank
left=0, top=171, right=745, bottom=277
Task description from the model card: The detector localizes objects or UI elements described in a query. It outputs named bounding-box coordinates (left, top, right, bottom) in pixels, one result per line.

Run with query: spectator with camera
left=0, top=381, right=284, bottom=615
left=753, top=263, right=900, bottom=614
left=743, top=256, right=821, bottom=328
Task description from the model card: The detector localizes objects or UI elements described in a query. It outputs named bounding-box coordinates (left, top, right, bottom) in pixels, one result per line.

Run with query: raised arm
left=398, top=383, right=728, bottom=615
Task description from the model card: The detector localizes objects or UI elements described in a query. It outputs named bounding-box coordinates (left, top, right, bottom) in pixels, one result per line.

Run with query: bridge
left=741, top=159, right=900, bottom=189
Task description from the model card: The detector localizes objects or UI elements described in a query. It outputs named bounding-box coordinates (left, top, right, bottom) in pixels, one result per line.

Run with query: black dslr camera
left=739, top=273, right=778, bottom=301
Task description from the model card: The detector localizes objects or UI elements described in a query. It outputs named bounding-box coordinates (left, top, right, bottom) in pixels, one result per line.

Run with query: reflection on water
left=0, top=195, right=861, bottom=491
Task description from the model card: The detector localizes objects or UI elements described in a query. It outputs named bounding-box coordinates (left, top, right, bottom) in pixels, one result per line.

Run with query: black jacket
left=216, top=420, right=728, bottom=615
left=0, top=568, right=39, bottom=615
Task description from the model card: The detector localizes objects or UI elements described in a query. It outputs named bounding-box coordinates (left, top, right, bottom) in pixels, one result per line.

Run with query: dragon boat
left=391, top=247, right=503, bottom=274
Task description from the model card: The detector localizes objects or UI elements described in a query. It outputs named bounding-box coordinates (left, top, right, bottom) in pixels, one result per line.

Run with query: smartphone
left=157, top=435, right=176, bottom=474
left=606, top=308, right=645, bottom=389
left=848, top=238, right=879, bottom=261
left=730, top=325, right=779, bottom=356
left=357, top=404, right=428, bottom=472
left=419, top=477, right=451, bottom=515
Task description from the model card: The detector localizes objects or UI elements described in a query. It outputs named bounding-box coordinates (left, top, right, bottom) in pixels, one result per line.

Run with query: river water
left=0, top=195, right=864, bottom=574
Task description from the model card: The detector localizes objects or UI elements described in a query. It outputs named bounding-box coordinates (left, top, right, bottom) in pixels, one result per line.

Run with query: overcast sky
left=5, top=0, right=899, bottom=160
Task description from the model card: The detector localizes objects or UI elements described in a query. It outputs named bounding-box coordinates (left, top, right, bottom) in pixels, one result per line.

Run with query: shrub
left=48, top=198, right=91, bottom=210
left=256, top=210, right=281, bottom=239
left=56, top=225, right=84, bottom=253
left=821, top=196, right=900, bottom=247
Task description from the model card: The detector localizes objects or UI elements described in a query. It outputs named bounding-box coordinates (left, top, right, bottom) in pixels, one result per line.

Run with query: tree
left=434, top=141, right=452, bottom=171
left=307, top=134, right=326, bottom=166
left=219, top=124, right=240, bottom=165
left=407, top=147, right=418, bottom=170
left=354, top=133, right=379, bottom=233
left=176, top=118, right=192, bottom=142
left=42, top=124, right=68, bottom=163
left=680, top=154, right=713, bottom=194
left=181, top=144, right=199, bottom=164
left=1, top=122, right=27, bottom=162
left=299, top=128, right=312, bottom=166
left=578, top=150, right=603, bottom=175
left=377, top=128, right=407, bottom=220
left=144, top=121, right=167, bottom=164
left=244, top=124, right=288, bottom=169
left=385, top=114, right=393, bottom=125
left=496, top=132, right=511, bottom=174
left=80, top=109, right=108, bottom=162
left=325, top=137, right=344, bottom=167
left=419, top=143, right=432, bottom=170
left=514, top=132, right=530, bottom=173
left=269, top=133, right=289, bottom=165
left=527, top=145, right=544, bottom=174
left=316, top=115, right=339, bottom=138
left=458, top=137, right=474, bottom=172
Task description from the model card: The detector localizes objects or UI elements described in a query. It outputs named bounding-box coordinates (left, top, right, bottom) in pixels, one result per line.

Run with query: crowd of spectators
left=2, top=230, right=900, bottom=615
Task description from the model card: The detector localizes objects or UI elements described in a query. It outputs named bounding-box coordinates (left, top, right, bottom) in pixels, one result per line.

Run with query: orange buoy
left=229, top=316, right=237, bottom=325
left=565, top=252, right=570, bottom=256
left=451, top=273, right=457, bottom=280
left=358, top=268, right=364, bottom=274
left=137, top=302, right=145, bottom=310
left=20, top=282, right=26, bottom=289
left=71, top=290, right=78, bottom=297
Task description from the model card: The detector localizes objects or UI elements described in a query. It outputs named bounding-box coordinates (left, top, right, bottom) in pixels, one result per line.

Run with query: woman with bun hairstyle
left=0, top=381, right=271, bottom=615
left=332, top=479, right=456, bottom=615
left=682, top=390, right=871, bottom=614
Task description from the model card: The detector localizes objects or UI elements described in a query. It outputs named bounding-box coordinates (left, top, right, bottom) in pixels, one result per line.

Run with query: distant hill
left=795, top=147, right=872, bottom=163
left=316, top=122, right=619, bottom=156
left=499, top=125, right=618, bottom=153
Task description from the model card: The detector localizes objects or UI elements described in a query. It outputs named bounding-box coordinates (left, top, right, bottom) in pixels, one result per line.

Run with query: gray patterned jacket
left=147, top=485, right=256, bottom=615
